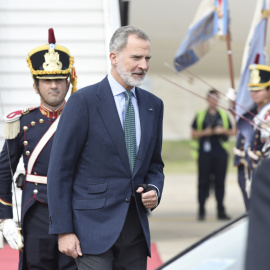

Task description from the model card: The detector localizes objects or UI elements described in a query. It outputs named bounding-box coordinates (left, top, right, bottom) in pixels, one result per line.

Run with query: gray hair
left=109, top=25, right=150, bottom=53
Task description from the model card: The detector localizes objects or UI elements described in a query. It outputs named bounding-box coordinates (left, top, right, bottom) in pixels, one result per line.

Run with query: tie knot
left=124, top=90, right=132, bottom=101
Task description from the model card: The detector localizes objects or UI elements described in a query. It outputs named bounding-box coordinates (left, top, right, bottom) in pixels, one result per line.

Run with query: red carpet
left=0, top=243, right=162, bottom=270
left=0, top=244, right=19, bottom=270
left=147, top=242, right=163, bottom=270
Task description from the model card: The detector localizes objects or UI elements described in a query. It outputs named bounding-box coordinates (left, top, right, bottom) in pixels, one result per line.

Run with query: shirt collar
left=108, top=73, right=136, bottom=98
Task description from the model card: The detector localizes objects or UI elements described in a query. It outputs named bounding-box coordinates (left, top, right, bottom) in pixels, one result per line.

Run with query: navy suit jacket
left=47, top=76, right=164, bottom=256
left=245, top=158, right=270, bottom=269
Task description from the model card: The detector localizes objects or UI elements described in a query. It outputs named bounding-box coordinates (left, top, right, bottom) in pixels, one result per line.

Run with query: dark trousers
left=75, top=197, right=148, bottom=270
left=23, top=202, right=77, bottom=270
left=198, top=149, right=228, bottom=213
left=237, top=164, right=249, bottom=211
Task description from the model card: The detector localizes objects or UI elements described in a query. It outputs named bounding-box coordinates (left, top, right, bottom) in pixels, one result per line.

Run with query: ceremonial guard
left=0, top=29, right=78, bottom=269
left=234, top=64, right=270, bottom=211
left=246, top=65, right=270, bottom=179
left=245, top=65, right=270, bottom=270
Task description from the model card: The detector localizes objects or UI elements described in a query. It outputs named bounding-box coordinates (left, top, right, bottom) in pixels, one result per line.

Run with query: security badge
left=203, top=140, right=211, bottom=152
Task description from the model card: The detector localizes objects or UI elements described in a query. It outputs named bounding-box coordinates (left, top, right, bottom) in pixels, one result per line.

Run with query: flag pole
left=226, top=26, right=235, bottom=90
left=225, top=24, right=236, bottom=119
left=264, top=18, right=268, bottom=48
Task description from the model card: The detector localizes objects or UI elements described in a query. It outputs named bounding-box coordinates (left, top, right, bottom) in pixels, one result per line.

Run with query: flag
left=174, top=0, right=228, bottom=72
left=236, top=0, right=270, bottom=120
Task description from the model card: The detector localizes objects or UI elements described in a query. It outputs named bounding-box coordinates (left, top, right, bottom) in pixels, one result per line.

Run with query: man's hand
left=136, top=187, right=158, bottom=209
left=192, top=127, right=213, bottom=139
left=213, top=126, right=226, bottom=135
left=203, top=127, right=213, bottom=136
left=58, top=233, right=82, bottom=258
left=2, top=219, right=23, bottom=250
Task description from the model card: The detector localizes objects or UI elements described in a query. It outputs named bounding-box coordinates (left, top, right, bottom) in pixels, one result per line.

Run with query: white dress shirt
left=107, top=73, right=141, bottom=153
left=107, top=73, right=160, bottom=198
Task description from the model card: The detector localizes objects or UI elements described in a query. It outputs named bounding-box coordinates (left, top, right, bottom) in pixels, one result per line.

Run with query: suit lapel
left=133, top=88, right=154, bottom=176
left=97, top=78, right=131, bottom=174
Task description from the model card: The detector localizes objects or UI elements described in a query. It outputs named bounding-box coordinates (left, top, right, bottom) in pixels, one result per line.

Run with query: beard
left=116, top=60, right=146, bottom=87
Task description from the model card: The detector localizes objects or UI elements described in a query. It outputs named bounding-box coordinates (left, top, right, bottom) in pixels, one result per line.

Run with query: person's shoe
left=198, top=208, right=205, bottom=221
left=198, top=213, right=205, bottom=221
left=217, top=212, right=231, bottom=220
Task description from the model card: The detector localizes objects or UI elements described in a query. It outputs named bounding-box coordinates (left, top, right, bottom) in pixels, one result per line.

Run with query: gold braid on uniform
left=70, top=66, right=78, bottom=94
left=4, top=120, right=20, bottom=139
left=27, top=56, right=78, bottom=94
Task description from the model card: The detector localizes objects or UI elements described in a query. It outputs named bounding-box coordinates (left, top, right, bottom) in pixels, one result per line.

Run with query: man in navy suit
left=47, top=25, right=164, bottom=269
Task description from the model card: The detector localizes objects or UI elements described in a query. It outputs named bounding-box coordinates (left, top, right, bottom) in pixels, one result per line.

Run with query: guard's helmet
left=248, top=64, right=270, bottom=91
left=26, top=28, right=77, bottom=93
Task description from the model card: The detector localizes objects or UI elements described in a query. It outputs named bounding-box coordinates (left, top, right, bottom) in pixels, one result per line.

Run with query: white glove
left=2, top=219, right=23, bottom=250
left=233, top=147, right=245, bottom=157
left=260, top=123, right=270, bottom=142
left=226, top=87, right=236, bottom=102
left=247, top=147, right=259, bottom=161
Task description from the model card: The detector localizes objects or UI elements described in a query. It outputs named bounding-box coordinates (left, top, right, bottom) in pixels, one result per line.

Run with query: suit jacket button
left=33, top=189, right=38, bottom=194
left=125, top=198, right=130, bottom=203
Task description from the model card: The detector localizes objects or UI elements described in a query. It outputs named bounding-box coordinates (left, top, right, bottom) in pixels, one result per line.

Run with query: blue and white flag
left=174, top=0, right=228, bottom=72
left=236, top=0, right=270, bottom=120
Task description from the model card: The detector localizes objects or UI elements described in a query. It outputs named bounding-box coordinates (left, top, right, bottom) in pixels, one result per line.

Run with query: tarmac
left=149, top=172, right=246, bottom=265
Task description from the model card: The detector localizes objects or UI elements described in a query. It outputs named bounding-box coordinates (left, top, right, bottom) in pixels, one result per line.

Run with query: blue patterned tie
left=124, top=91, right=136, bottom=173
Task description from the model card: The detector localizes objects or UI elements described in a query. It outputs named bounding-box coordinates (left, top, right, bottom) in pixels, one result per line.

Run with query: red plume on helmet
left=48, top=28, right=56, bottom=44
left=254, top=53, right=260, bottom=64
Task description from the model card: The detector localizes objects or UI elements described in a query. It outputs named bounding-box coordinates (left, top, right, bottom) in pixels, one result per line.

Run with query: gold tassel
left=70, top=66, right=78, bottom=95
left=4, top=120, right=20, bottom=139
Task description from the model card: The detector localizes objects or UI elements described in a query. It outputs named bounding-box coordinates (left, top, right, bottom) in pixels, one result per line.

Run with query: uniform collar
left=39, top=101, right=65, bottom=119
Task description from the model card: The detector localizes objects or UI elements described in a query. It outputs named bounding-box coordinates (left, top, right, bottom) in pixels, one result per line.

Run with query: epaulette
left=3, top=107, right=36, bottom=139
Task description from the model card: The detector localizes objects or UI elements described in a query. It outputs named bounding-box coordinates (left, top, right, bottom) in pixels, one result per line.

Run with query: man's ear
left=110, top=51, right=118, bottom=65
left=33, top=83, right=39, bottom=94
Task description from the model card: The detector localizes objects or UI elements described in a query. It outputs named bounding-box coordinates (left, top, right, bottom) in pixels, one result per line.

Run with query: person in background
left=244, top=65, right=270, bottom=269
left=0, top=28, right=78, bottom=270
left=234, top=65, right=270, bottom=211
left=191, top=89, right=234, bottom=221
left=245, top=65, right=270, bottom=176
left=47, top=25, right=164, bottom=270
